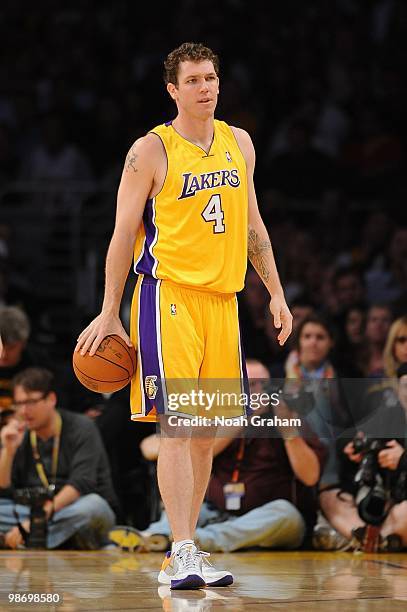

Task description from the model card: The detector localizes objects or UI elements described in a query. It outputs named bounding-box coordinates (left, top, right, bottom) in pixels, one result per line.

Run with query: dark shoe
left=69, top=526, right=104, bottom=550
left=380, top=533, right=403, bottom=552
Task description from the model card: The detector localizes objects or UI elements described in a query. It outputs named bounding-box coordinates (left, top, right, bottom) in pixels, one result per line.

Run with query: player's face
left=168, top=60, right=219, bottom=118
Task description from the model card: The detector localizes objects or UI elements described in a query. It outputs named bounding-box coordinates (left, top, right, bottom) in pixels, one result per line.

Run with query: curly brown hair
left=164, top=42, right=219, bottom=86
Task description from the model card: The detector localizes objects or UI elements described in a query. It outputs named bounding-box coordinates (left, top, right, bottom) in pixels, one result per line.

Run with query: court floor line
left=366, top=559, right=407, bottom=570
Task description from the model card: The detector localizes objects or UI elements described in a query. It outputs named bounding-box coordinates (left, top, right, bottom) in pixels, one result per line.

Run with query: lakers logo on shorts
left=145, top=375, right=158, bottom=400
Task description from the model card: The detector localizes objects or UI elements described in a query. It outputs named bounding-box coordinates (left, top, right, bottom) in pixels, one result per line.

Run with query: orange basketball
left=73, top=335, right=137, bottom=393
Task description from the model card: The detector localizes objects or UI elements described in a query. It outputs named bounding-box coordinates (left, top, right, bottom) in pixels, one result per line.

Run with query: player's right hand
left=75, top=312, right=133, bottom=356
left=0, top=419, right=25, bottom=455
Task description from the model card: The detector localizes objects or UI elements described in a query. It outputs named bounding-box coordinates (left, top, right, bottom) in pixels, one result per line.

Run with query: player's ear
left=167, top=82, right=177, bottom=100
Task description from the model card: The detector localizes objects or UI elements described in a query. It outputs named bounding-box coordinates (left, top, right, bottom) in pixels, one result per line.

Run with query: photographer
left=0, top=367, right=117, bottom=549
left=319, top=362, right=407, bottom=552
left=121, top=359, right=326, bottom=553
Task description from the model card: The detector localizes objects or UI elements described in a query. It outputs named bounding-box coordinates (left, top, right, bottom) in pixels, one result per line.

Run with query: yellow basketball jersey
left=133, top=119, right=248, bottom=293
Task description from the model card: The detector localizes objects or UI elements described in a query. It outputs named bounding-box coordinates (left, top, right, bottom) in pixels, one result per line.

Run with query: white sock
left=172, top=539, right=195, bottom=555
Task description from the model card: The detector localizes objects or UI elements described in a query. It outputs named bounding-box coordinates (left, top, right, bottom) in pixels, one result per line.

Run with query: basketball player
left=76, top=42, right=292, bottom=589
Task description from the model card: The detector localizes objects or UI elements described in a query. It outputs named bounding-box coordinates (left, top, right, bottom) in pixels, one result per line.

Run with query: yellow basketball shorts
left=130, top=275, right=248, bottom=421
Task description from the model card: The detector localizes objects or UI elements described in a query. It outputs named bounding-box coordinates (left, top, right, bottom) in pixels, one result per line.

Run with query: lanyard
left=29, top=412, right=62, bottom=490
left=231, top=438, right=245, bottom=483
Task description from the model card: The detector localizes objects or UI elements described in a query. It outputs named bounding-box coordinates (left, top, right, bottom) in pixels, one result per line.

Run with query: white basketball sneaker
left=158, top=544, right=205, bottom=590
left=197, top=550, right=234, bottom=587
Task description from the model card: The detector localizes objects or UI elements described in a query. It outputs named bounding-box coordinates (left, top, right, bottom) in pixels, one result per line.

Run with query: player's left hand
left=269, top=296, right=293, bottom=346
left=378, top=439, right=405, bottom=470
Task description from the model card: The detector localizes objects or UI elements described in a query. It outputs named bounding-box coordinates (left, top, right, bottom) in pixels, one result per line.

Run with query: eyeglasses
left=395, top=336, right=407, bottom=344
left=11, top=394, right=47, bottom=409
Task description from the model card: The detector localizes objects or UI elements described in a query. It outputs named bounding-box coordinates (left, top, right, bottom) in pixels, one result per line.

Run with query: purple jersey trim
left=138, top=277, right=165, bottom=416
left=135, top=198, right=157, bottom=276
left=238, top=316, right=250, bottom=415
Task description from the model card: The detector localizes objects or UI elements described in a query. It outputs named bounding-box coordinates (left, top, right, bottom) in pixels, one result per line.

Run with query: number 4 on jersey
left=201, top=194, right=225, bottom=234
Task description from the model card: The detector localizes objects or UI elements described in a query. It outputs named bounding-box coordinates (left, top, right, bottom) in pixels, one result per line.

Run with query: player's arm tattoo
left=248, top=227, right=271, bottom=282
left=125, top=144, right=138, bottom=173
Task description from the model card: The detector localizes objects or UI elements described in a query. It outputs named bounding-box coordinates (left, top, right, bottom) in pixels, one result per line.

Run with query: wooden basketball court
left=1, top=550, right=406, bottom=610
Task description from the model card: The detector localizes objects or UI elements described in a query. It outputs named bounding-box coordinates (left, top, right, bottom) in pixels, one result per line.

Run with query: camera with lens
left=352, top=434, right=390, bottom=526
left=13, top=486, right=54, bottom=548
left=278, top=381, right=315, bottom=416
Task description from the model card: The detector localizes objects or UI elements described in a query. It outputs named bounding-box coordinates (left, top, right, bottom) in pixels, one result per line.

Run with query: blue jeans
left=0, top=494, right=115, bottom=549
left=147, top=499, right=305, bottom=552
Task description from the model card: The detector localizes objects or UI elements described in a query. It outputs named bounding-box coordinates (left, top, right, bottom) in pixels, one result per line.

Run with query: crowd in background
left=0, top=0, right=406, bottom=550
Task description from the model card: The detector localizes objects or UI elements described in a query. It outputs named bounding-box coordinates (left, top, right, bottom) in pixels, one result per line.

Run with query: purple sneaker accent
left=207, top=574, right=234, bottom=587
left=170, top=574, right=206, bottom=590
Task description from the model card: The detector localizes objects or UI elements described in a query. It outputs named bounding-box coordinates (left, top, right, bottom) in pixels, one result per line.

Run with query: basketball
left=73, top=335, right=137, bottom=393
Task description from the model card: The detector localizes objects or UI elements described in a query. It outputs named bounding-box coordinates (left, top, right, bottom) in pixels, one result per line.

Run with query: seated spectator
left=365, top=228, right=407, bottom=306
left=363, top=304, right=393, bottom=377
left=316, top=363, right=407, bottom=552
left=333, top=306, right=366, bottom=377
left=331, top=266, right=366, bottom=316
left=115, top=359, right=326, bottom=553
left=281, top=316, right=363, bottom=525
left=0, top=306, right=38, bottom=413
left=383, top=315, right=407, bottom=378
left=283, top=314, right=337, bottom=380
left=0, top=367, right=117, bottom=550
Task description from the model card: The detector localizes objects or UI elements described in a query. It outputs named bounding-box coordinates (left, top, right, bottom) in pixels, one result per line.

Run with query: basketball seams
left=73, top=334, right=136, bottom=393
left=89, top=353, right=132, bottom=376
left=73, top=363, right=129, bottom=384
left=109, top=335, right=136, bottom=376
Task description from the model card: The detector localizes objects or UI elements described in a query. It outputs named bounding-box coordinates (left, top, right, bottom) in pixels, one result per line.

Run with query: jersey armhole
left=148, top=131, right=168, bottom=198
left=228, top=125, right=246, bottom=161
left=229, top=125, right=253, bottom=176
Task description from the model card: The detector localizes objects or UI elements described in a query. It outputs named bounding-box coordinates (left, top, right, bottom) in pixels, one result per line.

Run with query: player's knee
left=190, top=435, right=216, bottom=452
left=159, top=436, right=190, bottom=451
